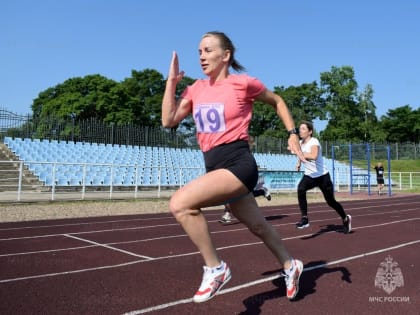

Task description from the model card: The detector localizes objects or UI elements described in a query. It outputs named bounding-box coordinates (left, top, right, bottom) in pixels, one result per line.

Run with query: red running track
left=0, top=194, right=419, bottom=315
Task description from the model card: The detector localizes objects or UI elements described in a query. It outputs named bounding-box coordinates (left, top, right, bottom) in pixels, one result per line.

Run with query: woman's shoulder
left=190, top=78, right=207, bottom=87
left=228, top=73, right=260, bottom=83
left=184, top=79, right=209, bottom=94
left=228, top=74, right=265, bottom=95
left=309, top=137, right=320, bottom=145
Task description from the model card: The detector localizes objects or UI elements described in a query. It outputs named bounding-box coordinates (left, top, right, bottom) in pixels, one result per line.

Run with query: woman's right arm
left=161, top=51, right=192, bottom=128
left=296, top=159, right=301, bottom=171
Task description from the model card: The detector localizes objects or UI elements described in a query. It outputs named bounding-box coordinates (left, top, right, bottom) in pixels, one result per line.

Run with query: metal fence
left=1, top=108, right=419, bottom=157
left=1, top=108, right=419, bottom=202
left=0, top=159, right=419, bottom=203
left=0, top=160, right=201, bottom=202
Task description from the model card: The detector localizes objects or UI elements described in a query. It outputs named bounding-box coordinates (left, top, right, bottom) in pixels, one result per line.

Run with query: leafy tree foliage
left=28, top=65, right=418, bottom=143
left=277, top=82, right=326, bottom=122
left=357, top=84, right=382, bottom=142
left=32, top=74, right=120, bottom=121
left=380, top=105, right=420, bottom=142
left=119, top=69, right=165, bottom=127
left=319, top=66, right=366, bottom=141
left=249, top=100, right=280, bottom=137
left=249, top=82, right=325, bottom=138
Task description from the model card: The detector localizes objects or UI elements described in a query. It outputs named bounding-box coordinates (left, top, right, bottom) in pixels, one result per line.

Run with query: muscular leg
left=168, top=169, right=248, bottom=267
left=229, top=194, right=293, bottom=268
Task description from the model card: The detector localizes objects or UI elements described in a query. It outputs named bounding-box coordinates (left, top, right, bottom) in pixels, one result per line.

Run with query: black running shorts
left=203, top=140, right=258, bottom=192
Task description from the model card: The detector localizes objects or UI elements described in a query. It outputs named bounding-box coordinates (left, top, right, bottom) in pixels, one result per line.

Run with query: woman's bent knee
left=297, top=186, right=307, bottom=194
left=169, top=197, right=200, bottom=221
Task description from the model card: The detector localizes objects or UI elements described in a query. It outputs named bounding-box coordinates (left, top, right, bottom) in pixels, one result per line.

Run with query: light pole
left=70, top=112, right=76, bottom=142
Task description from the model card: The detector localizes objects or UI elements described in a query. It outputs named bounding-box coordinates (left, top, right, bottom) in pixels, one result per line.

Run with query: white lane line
left=216, top=217, right=420, bottom=250
left=1, top=199, right=417, bottom=233
left=0, top=216, right=175, bottom=231
left=0, top=222, right=180, bottom=241
left=64, top=234, right=153, bottom=259
left=1, top=207, right=418, bottom=242
left=0, top=259, right=145, bottom=283
left=1, top=217, right=418, bottom=283
left=2, top=217, right=419, bottom=257
left=0, top=245, right=96, bottom=257
left=122, top=239, right=420, bottom=315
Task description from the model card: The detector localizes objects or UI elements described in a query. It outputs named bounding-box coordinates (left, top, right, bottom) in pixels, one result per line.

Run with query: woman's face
left=198, top=35, right=229, bottom=78
left=299, top=123, right=312, bottom=139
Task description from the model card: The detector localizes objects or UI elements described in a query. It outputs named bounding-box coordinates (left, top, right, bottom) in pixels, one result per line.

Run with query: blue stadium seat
left=4, top=137, right=364, bottom=188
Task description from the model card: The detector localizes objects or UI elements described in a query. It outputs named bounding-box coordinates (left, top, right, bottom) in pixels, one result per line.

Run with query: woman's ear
left=223, top=49, right=231, bottom=62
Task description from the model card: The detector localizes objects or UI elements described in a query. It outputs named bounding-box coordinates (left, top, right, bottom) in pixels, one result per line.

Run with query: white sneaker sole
left=296, top=223, right=309, bottom=229
left=287, top=260, right=303, bottom=300
left=193, top=271, right=232, bottom=303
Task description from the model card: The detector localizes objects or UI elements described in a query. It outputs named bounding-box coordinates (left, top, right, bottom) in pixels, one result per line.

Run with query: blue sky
left=1, top=0, right=419, bottom=131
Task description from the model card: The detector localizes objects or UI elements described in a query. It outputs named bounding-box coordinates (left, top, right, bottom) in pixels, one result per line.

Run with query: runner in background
left=295, top=121, right=352, bottom=234
left=220, top=136, right=271, bottom=224
left=373, top=162, right=385, bottom=195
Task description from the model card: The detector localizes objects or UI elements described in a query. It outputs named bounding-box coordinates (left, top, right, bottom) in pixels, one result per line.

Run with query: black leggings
left=253, top=188, right=265, bottom=198
left=297, top=173, right=346, bottom=219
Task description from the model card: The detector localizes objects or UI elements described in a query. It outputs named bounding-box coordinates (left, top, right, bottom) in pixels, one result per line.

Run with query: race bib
left=194, top=103, right=226, bottom=133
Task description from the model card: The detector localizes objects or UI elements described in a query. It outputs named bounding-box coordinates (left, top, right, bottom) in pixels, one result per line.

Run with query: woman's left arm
left=256, top=89, right=306, bottom=162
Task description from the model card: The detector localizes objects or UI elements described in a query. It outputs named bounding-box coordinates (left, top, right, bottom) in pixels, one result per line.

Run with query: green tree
left=319, top=66, right=366, bottom=141
left=357, top=84, right=382, bottom=141
left=120, top=69, right=165, bottom=127
left=249, top=100, right=280, bottom=137
left=32, top=74, right=119, bottom=120
left=379, top=105, right=420, bottom=142
left=276, top=82, right=326, bottom=123
left=32, top=74, right=120, bottom=138
left=249, top=83, right=325, bottom=138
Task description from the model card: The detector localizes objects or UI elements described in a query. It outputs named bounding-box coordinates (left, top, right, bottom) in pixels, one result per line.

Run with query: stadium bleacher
left=3, top=137, right=362, bottom=187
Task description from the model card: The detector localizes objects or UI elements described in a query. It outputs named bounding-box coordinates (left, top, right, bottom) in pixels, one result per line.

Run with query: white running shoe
left=284, top=259, right=303, bottom=300
left=193, top=261, right=232, bottom=303
left=343, top=214, right=352, bottom=234
left=219, top=212, right=232, bottom=224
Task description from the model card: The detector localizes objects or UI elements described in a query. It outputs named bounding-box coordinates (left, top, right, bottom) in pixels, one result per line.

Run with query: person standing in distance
left=295, top=121, right=352, bottom=233
left=373, top=162, right=385, bottom=195
left=162, top=31, right=306, bottom=303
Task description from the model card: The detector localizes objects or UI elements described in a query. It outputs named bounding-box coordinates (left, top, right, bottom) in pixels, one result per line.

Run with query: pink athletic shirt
left=181, top=74, right=266, bottom=152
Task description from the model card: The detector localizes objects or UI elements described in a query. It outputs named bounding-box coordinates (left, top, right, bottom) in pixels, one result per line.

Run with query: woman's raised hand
left=168, top=51, right=185, bottom=83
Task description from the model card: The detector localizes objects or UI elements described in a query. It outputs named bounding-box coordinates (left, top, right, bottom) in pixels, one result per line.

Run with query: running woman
left=162, top=31, right=305, bottom=302
left=295, top=121, right=352, bottom=233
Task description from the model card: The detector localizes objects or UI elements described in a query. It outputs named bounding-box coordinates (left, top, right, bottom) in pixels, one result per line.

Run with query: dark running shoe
left=296, top=217, right=309, bottom=229
left=343, top=214, right=352, bottom=234
left=263, top=187, right=271, bottom=201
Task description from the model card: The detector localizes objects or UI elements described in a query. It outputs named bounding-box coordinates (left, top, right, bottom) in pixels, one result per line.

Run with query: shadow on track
left=265, top=214, right=288, bottom=221
left=300, top=224, right=355, bottom=240
left=238, top=260, right=352, bottom=314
